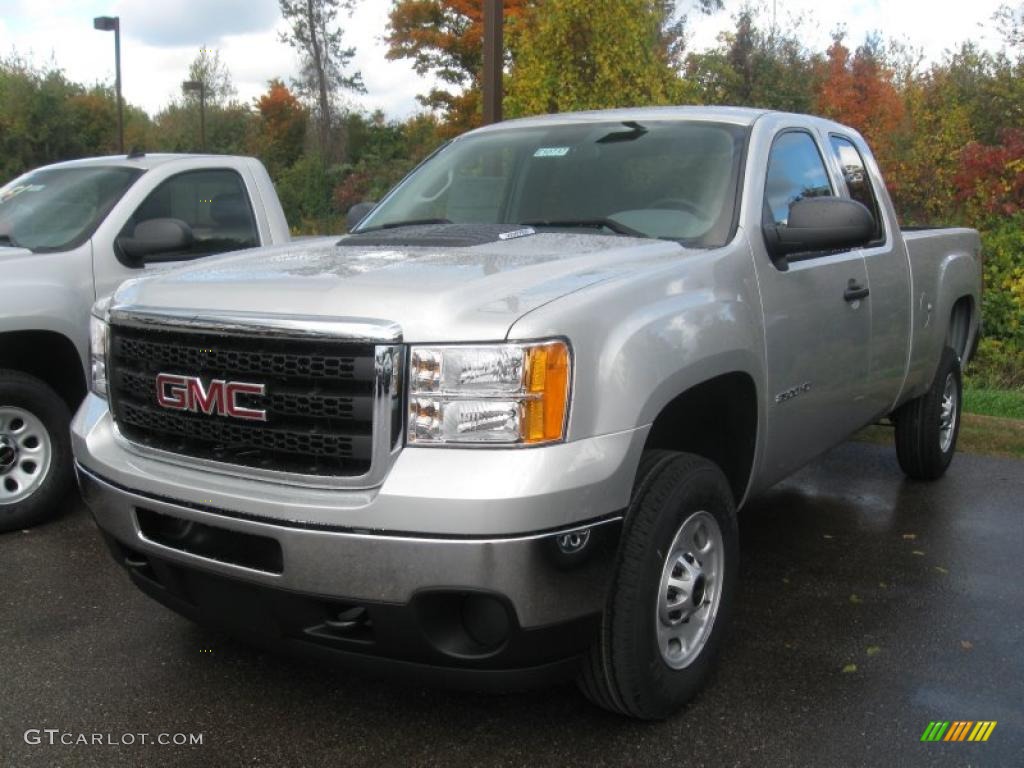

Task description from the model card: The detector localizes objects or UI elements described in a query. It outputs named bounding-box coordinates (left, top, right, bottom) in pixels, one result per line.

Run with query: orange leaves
left=815, top=37, right=904, bottom=170
left=253, top=79, right=308, bottom=175
left=385, top=0, right=531, bottom=129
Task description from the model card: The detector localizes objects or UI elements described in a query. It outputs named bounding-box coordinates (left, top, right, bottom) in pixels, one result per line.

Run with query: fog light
left=556, top=528, right=591, bottom=554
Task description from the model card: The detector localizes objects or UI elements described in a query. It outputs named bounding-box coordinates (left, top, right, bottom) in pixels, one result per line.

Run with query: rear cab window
left=828, top=135, right=885, bottom=243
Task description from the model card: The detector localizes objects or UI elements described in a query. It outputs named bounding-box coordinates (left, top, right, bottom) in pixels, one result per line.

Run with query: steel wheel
left=0, top=406, right=53, bottom=505
left=656, top=509, right=724, bottom=669
left=938, top=372, right=959, bottom=454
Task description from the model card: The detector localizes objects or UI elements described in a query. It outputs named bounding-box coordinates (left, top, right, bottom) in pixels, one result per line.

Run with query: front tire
left=0, top=370, right=73, bottom=531
left=894, top=347, right=962, bottom=481
left=578, top=451, right=738, bottom=719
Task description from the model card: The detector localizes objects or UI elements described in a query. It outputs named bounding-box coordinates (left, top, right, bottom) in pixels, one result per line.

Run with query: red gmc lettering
left=224, top=382, right=267, bottom=422
left=187, top=378, right=225, bottom=415
left=155, top=374, right=266, bottom=422
left=156, top=373, right=188, bottom=410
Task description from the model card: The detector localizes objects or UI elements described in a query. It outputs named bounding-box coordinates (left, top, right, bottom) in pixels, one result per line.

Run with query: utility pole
left=93, top=16, right=124, bottom=153
left=482, top=0, right=503, bottom=125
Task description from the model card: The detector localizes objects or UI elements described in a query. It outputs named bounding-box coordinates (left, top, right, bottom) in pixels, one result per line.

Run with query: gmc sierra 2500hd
left=72, top=107, right=981, bottom=719
left=0, top=154, right=298, bottom=530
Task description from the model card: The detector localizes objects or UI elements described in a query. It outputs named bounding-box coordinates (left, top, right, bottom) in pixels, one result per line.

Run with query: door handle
left=844, top=280, right=870, bottom=302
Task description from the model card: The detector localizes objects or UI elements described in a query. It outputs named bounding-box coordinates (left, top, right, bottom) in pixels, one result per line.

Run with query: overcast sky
left=0, top=0, right=1010, bottom=119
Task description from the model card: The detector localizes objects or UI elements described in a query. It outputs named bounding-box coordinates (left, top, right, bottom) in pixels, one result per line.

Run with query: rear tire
left=0, top=370, right=73, bottom=531
left=578, top=451, right=738, bottom=719
left=894, top=347, right=962, bottom=481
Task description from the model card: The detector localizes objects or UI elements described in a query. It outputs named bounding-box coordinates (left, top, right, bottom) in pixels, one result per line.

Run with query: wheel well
left=948, top=296, right=973, bottom=362
left=644, top=372, right=758, bottom=504
left=0, top=331, right=87, bottom=410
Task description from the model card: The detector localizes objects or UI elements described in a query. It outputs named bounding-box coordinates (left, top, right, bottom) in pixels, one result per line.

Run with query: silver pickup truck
left=0, top=154, right=293, bottom=530
left=72, top=107, right=981, bottom=719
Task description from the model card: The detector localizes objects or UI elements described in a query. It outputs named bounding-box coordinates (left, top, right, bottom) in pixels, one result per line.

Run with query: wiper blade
left=358, top=218, right=452, bottom=232
left=520, top=218, right=648, bottom=238
left=596, top=121, right=649, bottom=144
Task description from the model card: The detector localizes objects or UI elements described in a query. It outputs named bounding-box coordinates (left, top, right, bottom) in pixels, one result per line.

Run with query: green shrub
left=979, top=219, right=1024, bottom=347
left=275, top=154, right=344, bottom=234
left=966, top=338, right=1024, bottom=390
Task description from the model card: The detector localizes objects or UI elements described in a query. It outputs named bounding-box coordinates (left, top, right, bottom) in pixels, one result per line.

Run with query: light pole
left=93, top=15, right=124, bottom=154
left=482, top=0, right=503, bottom=125
left=182, top=80, right=206, bottom=151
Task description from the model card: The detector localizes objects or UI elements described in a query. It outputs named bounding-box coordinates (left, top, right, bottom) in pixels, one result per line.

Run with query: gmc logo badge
left=155, top=373, right=267, bottom=422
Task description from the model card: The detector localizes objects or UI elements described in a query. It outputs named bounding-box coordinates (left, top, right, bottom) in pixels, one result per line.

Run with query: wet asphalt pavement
left=1, top=440, right=1022, bottom=768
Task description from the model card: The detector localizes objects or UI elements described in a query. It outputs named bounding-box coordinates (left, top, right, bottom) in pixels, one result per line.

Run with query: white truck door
left=93, top=165, right=262, bottom=300
left=752, top=129, right=874, bottom=484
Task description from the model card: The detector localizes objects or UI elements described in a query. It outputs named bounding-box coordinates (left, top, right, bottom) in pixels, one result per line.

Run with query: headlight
left=89, top=297, right=112, bottom=398
left=408, top=341, right=571, bottom=445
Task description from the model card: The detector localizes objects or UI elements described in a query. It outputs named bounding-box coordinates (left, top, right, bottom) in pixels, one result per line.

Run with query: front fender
left=507, top=241, right=765, bottom=442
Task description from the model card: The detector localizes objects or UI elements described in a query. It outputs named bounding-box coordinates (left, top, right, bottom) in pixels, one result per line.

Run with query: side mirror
left=346, top=201, right=376, bottom=231
left=118, top=218, right=193, bottom=263
left=764, top=197, right=874, bottom=261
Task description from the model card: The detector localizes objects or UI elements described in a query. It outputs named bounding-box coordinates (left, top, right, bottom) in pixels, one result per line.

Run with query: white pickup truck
left=0, top=154, right=295, bottom=529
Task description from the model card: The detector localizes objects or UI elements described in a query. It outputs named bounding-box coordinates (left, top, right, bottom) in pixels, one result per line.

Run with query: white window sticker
left=533, top=147, right=571, bottom=158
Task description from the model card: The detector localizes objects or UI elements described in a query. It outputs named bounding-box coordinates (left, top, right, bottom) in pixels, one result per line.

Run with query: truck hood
left=113, top=233, right=685, bottom=341
left=0, top=246, right=35, bottom=261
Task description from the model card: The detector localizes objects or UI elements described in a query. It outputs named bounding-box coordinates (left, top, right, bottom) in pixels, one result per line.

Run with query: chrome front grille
left=106, top=308, right=402, bottom=488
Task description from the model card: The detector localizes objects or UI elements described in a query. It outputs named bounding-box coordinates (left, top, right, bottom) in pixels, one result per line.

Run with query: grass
left=962, top=386, right=1024, bottom=420
left=855, top=398, right=1024, bottom=460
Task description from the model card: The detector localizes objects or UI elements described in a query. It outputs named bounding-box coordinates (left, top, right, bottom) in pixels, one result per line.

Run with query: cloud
left=113, top=0, right=279, bottom=47
left=686, top=0, right=1004, bottom=65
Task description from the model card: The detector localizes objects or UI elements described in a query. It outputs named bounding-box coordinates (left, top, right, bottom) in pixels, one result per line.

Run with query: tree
left=815, top=33, right=905, bottom=171
left=685, top=9, right=822, bottom=112
left=384, top=0, right=532, bottom=132
left=279, top=0, right=365, bottom=160
left=385, top=1, right=719, bottom=131
left=506, top=0, right=691, bottom=116
left=0, top=55, right=151, bottom=179
left=995, top=3, right=1024, bottom=50
left=252, top=79, right=309, bottom=175
left=954, top=129, right=1024, bottom=220
left=184, top=46, right=237, bottom=106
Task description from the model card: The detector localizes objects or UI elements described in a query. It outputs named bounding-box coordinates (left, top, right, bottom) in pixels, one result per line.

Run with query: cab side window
left=764, top=131, right=833, bottom=225
left=829, top=135, right=884, bottom=242
left=119, top=169, right=258, bottom=262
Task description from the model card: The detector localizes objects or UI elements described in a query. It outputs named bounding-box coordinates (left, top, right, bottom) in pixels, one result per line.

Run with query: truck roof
left=472, top=106, right=767, bottom=132
left=471, top=105, right=851, bottom=134
left=28, top=153, right=251, bottom=172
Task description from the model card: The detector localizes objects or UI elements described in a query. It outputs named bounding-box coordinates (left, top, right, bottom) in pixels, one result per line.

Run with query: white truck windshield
left=0, top=166, right=143, bottom=252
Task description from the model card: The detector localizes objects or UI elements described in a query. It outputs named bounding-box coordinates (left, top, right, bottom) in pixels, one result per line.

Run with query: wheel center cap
left=0, top=435, right=17, bottom=472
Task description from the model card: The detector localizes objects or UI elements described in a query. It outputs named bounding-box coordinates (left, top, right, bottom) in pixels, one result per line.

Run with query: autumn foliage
left=385, top=0, right=531, bottom=132
left=954, top=129, right=1024, bottom=218
left=254, top=79, right=308, bottom=175
left=815, top=37, right=905, bottom=170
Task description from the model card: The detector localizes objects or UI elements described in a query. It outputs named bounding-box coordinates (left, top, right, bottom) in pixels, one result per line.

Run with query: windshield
left=0, top=166, right=144, bottom=252
left=357, top=120, right=747, bottom=246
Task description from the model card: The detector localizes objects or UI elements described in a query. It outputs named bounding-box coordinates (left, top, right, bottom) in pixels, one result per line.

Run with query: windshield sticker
left=498, top=227, right=536, bottom=241
left=0, top=184, right=45, bottom=204
left=533, top=147, right=571, bottom=158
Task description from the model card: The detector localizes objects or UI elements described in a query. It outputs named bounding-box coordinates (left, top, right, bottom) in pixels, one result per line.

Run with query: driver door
left=93, top=168, right=260, bottom=300
left=753, top=129, right=873, bottom=484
